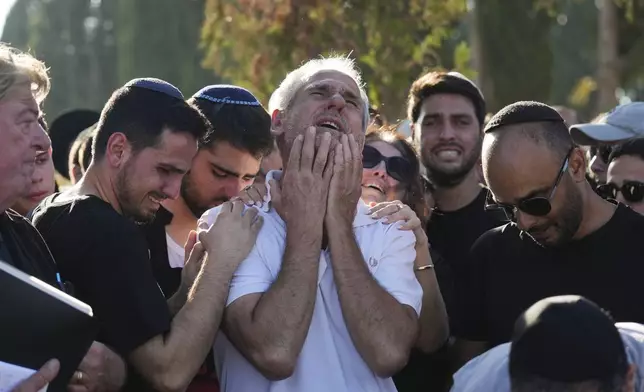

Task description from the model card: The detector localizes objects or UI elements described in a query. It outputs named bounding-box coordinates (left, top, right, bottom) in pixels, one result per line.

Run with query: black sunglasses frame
left=597, top=181, right=644, bottom=203
left=362, top=145, right=414, bottom=183
left=485, top=148, right=573, bottom=221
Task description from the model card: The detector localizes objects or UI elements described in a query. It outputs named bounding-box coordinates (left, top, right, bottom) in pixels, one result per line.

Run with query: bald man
left=450, top=101, right=644, bottom=365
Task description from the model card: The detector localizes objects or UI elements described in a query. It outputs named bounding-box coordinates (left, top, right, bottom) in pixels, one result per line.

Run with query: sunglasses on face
left=597, top=181, right=644, bottom=203
left=485, top=149, right=572, bottom=221
left=590, top=145, right=613, bottom=163
left=362, top=145, right=414, bottom=183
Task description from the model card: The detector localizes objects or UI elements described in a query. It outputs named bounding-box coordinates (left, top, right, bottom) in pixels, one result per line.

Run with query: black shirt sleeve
left=450, top=229, right=493, bottom=342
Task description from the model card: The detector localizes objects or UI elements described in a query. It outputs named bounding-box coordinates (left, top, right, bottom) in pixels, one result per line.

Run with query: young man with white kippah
left=200, top=56, right=422, bottom=392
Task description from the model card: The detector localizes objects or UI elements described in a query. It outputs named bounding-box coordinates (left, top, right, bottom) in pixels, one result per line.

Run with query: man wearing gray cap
left=452, top=295, right=642, bottom=392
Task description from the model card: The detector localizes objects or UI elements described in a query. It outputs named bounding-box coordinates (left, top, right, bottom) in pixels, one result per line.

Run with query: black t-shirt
left=452, top=203, right=644, bottom=347
left=0, top=209, right=59, bottom=288
left=32, top=195, right=171, bottom=356
left=143, top=206, right=182, bottom=299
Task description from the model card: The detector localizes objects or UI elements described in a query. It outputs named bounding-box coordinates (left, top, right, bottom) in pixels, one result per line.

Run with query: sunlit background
left=1, top=0, right=643, bottom=137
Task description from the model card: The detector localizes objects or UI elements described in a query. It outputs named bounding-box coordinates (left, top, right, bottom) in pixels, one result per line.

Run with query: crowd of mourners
left=3, top=39, right=644, bottom=392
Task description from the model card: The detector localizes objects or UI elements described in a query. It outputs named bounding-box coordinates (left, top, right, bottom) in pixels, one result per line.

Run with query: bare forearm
left=132, top=254, right=236, bottom=391
left=328, top=222, right=418, bottom=376
left=414, top=247, right=449, bottom=353
left=242, top=230, right=321, bottom=361
left=166, top=285, right=188, bottom=317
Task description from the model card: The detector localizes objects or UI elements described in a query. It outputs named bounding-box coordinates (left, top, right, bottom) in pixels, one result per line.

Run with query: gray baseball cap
left=570, top=102, right=644, bottom=146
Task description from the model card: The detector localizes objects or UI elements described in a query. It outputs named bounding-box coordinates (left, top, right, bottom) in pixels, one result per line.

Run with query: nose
left=590, top=156, right=606, bottom=174
left=32, top=121, right=50, bottom=152
left=438, top=122, right=457, bottom=141
left=328, top=92, right=346, bottom=111
left=228, top=177, right=250, bottom=199
left=616, top=192, right=628, bottom=205
left=367, top=161, right=387, bottom=179
left=164, top=175, right=183, bottom=200
left=515, top=209, right=540, bottom=232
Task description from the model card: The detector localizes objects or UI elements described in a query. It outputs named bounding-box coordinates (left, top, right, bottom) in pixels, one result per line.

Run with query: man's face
left=0, top=84, right=50, bottom=211
left=115, top=129, right=197, bottom=223
left=483, top=136, right=584, bottom=248
left=414, top=94, right=481, bottom=187
left=274, top=70, right=366, bottom=160
left=182, top=141, right=261, bottom=218
left=607, top=155, right=644, bottom=215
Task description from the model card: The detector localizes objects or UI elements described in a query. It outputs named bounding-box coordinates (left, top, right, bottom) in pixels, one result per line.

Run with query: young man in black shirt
left=33, top=78, right=264, bottom=392
left=452, top=101, right=644, bottom=364
left=605, top=137, right=644, bottom=216
left=402, top=71, right=503, bottom=392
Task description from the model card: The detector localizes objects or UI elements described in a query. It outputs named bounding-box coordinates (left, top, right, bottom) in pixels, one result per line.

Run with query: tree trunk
left=596, top=0, right=619, bottom=112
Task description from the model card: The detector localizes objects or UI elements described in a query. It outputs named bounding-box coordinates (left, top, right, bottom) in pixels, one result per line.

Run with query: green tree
left=201, top=0, right=470, bottom=121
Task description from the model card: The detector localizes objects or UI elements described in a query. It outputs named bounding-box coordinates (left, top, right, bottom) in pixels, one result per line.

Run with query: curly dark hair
left=365, top=124, right=430, bottom=225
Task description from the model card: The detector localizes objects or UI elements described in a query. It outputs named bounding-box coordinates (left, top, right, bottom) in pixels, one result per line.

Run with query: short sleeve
left=450, top=233, right=490, bottom=341
left=200, top=206, right=276, bottom=307
left=451, top=344, right=511, bottom=392
left=373, top=225, right=423, bottom=315
left=68, top=220, right=170, bottom=356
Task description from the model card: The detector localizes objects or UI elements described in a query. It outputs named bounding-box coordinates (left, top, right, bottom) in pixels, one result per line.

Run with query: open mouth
left=317, top=120, right=341, bottom=131
left=149, top=195, right=165, bottom=204
left=363, top=183, right=385, bottom=194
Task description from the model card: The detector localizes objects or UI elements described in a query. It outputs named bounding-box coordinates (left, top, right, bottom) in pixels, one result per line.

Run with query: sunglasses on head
left=362, top=145, right=414, bottom=183
left=590, top=145, right=613, bottom=163
left=485, top=148, right=572, bottom=221
left=597, top=181, right=644, bottom=203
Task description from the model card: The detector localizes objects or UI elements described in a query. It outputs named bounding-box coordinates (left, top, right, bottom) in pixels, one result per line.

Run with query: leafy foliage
left=201, top=0, right=470, bottom=120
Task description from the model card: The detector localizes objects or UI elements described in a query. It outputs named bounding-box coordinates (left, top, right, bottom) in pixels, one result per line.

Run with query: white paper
left=0, top=360, right=47, bottom=392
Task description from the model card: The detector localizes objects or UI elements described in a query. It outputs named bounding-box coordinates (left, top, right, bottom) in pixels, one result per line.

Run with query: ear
left=105, top=133, right=131, bottom=168
left=271, top=109, right=285, bottom=137
left=569, top=147, right=587, bottom=183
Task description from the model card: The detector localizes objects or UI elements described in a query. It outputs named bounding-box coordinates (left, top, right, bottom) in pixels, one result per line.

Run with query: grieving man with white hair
left=201, top=56, right=422, bottom=392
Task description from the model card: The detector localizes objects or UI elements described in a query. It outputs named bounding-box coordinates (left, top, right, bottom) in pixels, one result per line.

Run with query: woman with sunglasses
left=602, top=137, right=644, bottom=215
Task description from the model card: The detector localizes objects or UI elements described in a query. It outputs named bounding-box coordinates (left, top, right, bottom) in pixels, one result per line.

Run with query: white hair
left=268, top=55, right=370, bottom=129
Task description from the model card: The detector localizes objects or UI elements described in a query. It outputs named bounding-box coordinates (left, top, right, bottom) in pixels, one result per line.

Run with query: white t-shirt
left=165, top=231, right=185, bottom=269
left=199, top=170, right=423, bottom=392
left=451, top=322, right=644, bottom=392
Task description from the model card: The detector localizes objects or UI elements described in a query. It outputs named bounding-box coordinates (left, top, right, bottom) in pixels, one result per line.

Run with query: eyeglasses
left=590, top=145, right=613, bottom=163
left=597, top=181, right=644, bottom=203
left=485, top=149, right=572, bottom=221
left=362, top=145, right=414, bottom=183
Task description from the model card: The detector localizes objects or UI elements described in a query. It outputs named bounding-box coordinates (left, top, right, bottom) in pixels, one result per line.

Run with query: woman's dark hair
left=365, top=124, right=430, bottom=225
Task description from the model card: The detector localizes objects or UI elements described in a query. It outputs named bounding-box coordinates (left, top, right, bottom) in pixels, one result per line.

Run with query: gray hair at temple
left=0, top=43, right=50, bottom=104
left=268, top=55, right=370, bottom=130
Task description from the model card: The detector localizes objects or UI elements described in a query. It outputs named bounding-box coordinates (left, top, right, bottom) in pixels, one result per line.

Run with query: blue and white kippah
left=124, top=78, right=184, bottom=100
left=192, top=84, right=261, bottom=106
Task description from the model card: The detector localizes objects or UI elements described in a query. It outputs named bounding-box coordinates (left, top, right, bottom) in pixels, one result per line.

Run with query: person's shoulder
left=452, top=343, right=511, bottom=392
left=200, top=202, right=283, bottom=231
left=614, top=203, right=644, bottom=228
left=472, top=222, right=518, bottom=249
left=34, top=194, right=142, bottom=238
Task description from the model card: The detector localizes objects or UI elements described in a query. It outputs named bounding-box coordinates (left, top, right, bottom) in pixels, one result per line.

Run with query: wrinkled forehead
left=303, top=70, right=362, bottom=99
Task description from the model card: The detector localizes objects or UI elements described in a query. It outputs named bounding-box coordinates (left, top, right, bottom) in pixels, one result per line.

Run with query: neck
left=163, top=197, right=198, bottom=246
left=77, top=163, right=123, bottom=214
left=432, top=169, right=483, bottom=212
left=574, top=184, right=617, bottom=240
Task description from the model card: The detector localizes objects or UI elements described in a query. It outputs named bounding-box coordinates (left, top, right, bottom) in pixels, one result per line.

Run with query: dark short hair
left=608, top=137, right=644, bottom=163
left=407, top=71, right=486, bottom=126
left=93, top=86, right=210, bottom=159
left=188, top=97, right=274, bottom=159
left=365, top=124, right=429, bottom=225
left=68, top=125, right=95, bottom=178
left=484, top=101, right=574, bottom=160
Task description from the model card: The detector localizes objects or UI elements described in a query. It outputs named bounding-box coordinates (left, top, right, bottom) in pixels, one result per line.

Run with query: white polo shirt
left=200, top=170, right=422, bottom=392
